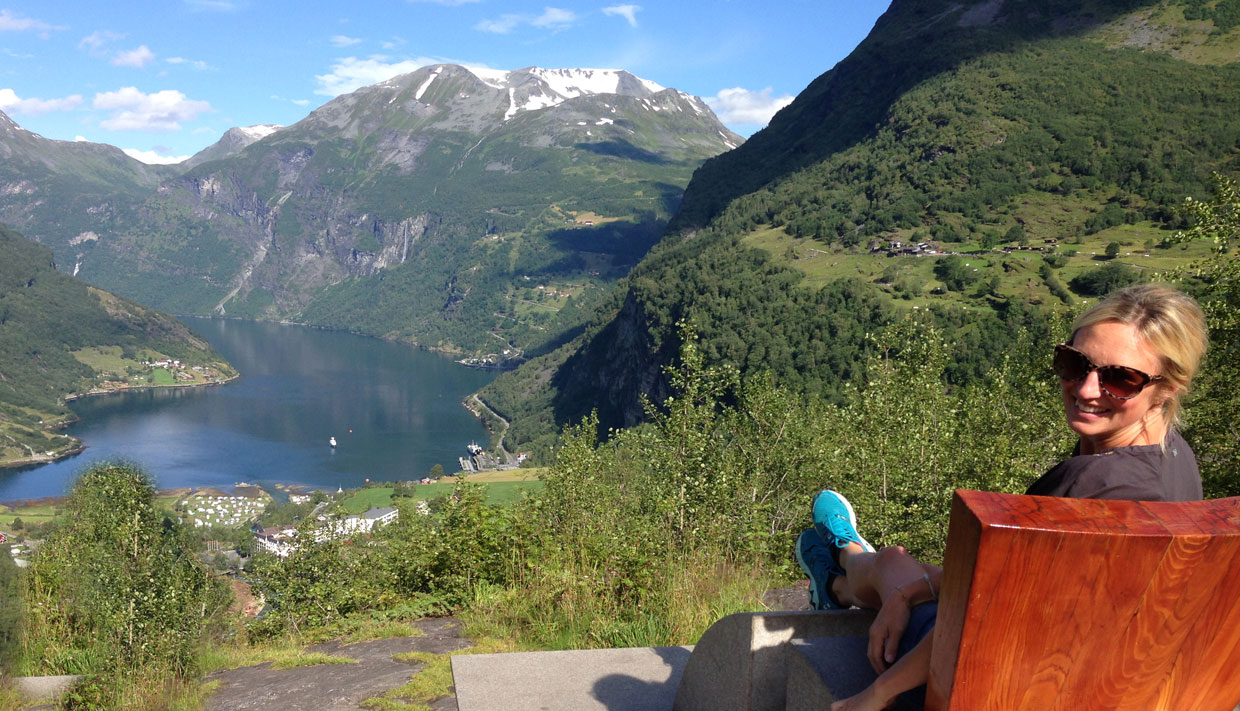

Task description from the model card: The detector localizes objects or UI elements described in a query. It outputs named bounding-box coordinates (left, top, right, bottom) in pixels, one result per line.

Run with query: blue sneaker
left=795, top=529, right=844, bottom=610
left=811, top=490, right=874, bottom=553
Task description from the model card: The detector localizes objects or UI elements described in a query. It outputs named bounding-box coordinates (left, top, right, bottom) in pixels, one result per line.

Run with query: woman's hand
left=831, top=684, right=895, bottom=711
left=868, top=593, right=911, bottom=673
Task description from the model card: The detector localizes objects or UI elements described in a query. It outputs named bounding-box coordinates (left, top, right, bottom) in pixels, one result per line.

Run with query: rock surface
left=205, top=588, right=808, bottom=711
left=206, top=617, right=468, bottom=711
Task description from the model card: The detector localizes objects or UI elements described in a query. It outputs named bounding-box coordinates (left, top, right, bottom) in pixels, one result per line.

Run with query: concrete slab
left=452, top=646, right=692, bottom=711
left=784, top=638, right=874, bottom=711
left=673, top=610, right=873, bottom=711
left=13, top=675, right=81, bottom=702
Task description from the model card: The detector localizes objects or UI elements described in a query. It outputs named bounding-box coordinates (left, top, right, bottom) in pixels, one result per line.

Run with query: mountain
left=0, top=65, right=740, bottom=358
left=0, top=110, right=171, bottom=280
left=184, top=124, right=283, bottom=168
left=481, top=0, right=1240, bottom=459
left=0, top=224, right=235, bottom=468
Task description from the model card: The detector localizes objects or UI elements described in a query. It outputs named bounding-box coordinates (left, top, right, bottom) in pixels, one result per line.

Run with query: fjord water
left=0, top=318, right=498, bottom=501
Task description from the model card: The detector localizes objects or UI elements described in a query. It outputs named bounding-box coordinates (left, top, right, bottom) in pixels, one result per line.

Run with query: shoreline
left=0, top=373, right=239, bottom=471
left=63, top=370, right=238, bottom=403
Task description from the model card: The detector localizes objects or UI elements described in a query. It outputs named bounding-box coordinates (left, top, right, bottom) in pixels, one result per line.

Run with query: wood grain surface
left=927, top=490, right=1240, bottom=711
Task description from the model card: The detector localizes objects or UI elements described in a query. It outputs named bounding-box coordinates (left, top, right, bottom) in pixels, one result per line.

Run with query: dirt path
left=206, top=618, right=469, bottom=711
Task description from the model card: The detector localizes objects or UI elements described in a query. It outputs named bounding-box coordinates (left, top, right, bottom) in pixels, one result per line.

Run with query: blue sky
left=0, top=1, right=891, bottom=164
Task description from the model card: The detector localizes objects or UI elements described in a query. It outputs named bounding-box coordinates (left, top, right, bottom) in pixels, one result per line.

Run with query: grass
left=744, top=215, right=1217, bottom=315
left=0, top=682, right=22, bottom=711
left=269, top=653, right=357, bottom=670
left=201, top=638, right=352, bottom=673
left=339, top=476, right=545, bottom=510
left=442, top=468, right=544, bottom=483
left=2, top=502, right=57, bottom=529
left=342, top=487, right=396, bottom=514
left=359, top=638, right=516, bottom=711
left=408, top=481, right=544, bottom=505
left=69, top=345, right=231, bottom=394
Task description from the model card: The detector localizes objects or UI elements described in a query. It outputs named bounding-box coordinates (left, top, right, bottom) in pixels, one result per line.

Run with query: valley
left=2, top=2, right=1240, bottom=708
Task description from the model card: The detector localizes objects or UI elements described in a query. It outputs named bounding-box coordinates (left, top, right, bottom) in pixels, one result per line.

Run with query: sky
left=0, top=1, right=892, bottom=164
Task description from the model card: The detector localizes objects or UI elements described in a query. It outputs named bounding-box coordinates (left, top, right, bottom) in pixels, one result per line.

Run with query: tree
left=430, top=463, right=445, bottom=479
left=0, top=543, right=19, bottom=673
left=1105, top=241, right=1121, bottom=259
left=933, top=256, right=981, bottom=291
left=1173, top=173, right=1240, bottom=497
left=23, top=463, right=228, bottom=697
left=1068, top=261, right=1140, bottom=296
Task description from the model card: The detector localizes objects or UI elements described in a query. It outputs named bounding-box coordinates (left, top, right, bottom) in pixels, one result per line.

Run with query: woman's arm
left=831, top=633, right=933, bottom=711
left=834, top=545, right=941, bottom=671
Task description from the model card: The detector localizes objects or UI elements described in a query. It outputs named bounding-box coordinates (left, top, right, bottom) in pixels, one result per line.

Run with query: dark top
left=1024, top=429, right=1202, bottom=502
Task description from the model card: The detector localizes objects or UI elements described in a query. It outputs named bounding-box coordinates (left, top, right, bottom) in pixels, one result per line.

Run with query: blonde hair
left=1071, top=284, right=1208, bottom=427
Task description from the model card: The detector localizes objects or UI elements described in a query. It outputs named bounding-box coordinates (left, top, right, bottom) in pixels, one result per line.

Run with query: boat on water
left=329, top=436, right=337, bottom=447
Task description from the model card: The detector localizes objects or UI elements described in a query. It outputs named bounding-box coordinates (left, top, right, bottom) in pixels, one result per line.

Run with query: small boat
left=329, top=436, right=337, bottom=447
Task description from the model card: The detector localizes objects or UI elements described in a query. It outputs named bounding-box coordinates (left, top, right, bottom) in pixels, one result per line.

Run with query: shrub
left=1067, top=261, right=1141, bottom=296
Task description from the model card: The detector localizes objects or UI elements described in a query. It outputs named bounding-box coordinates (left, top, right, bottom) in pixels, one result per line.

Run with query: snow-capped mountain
left=184, top=123, right=284, bottom=168
left=0, top=65, right=743, bottom=356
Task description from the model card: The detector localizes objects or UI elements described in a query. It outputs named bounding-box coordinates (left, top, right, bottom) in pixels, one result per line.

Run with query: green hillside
left=32, top=67, right=741, bottom=360
left=0, top=225, right=235, bottom=466
left=483, top=0, right=1240, bottom=460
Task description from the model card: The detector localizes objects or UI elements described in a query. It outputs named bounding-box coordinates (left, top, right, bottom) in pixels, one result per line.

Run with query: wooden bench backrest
left=927, top=490, right=1240, bottom=711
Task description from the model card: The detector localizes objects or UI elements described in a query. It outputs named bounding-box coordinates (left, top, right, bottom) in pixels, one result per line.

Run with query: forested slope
left=0, top=225, right=233, bottom=465
left=482, top=0, right=1240, bottom=459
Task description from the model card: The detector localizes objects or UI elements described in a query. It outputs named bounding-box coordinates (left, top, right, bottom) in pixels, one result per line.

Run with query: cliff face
left=1, top=65, right=740, bottom=352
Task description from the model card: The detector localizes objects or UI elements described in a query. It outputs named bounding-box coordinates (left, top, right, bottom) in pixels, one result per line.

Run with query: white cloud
left=122, top=147, right=190, bottom=164
left=113, top=45, right=156, bottom=68
left=167, top=56, right=215, bottom=71
left=75, top=135, right=88, bottom=142
left=271, top=94, right=312, bottom=107
left=0, top=88, right=83, bottom=115
left=314, top=55, right=437, bottom=96
left=705, top=86, right=794, bottom=126
left=330, top=35, right=363, bottom=47
left=476, top=7, right=577, bottom=34
left=475, top=14, right=522, bottom=34
left=602, top=5, right=640, bottom=28
left=0, top=9, right=66, bottom=33
left=185, top=0, right=239, bottom=11
left=532, top=7, right=577, bottom=29
left=79, top=30, right=124, bottom=55
left=93, top=87, right=212, bottom=131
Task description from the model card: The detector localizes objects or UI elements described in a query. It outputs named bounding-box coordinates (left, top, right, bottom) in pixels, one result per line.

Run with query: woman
left=795, top=283, right=1209, bottom=711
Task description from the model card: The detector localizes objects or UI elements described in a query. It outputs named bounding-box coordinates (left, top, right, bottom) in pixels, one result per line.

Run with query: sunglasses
left=1053, top=343, right=1163, bottom=400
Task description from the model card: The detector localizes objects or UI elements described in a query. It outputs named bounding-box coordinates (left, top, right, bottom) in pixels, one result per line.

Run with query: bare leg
left=830, top=545, right=941, bottom=611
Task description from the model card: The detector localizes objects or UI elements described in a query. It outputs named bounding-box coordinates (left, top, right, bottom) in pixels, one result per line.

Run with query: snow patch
left=595, top=118, right=614, bottom=125
left=503, top=87, right=518, bottom=122
left=530, top=67, right=660, bottom=100
left=415, top=67, right=442, bottom=101
left=464, top=65, right=510, bottom=89
left=679, top=91, right=705, bottom=115
left=521, top=90, right=559, bottom=113
left=238, top=124, right=282, bottom=141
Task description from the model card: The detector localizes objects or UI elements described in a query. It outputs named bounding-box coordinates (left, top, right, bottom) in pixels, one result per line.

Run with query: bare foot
left=830, top=684, right=895, bottom=711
